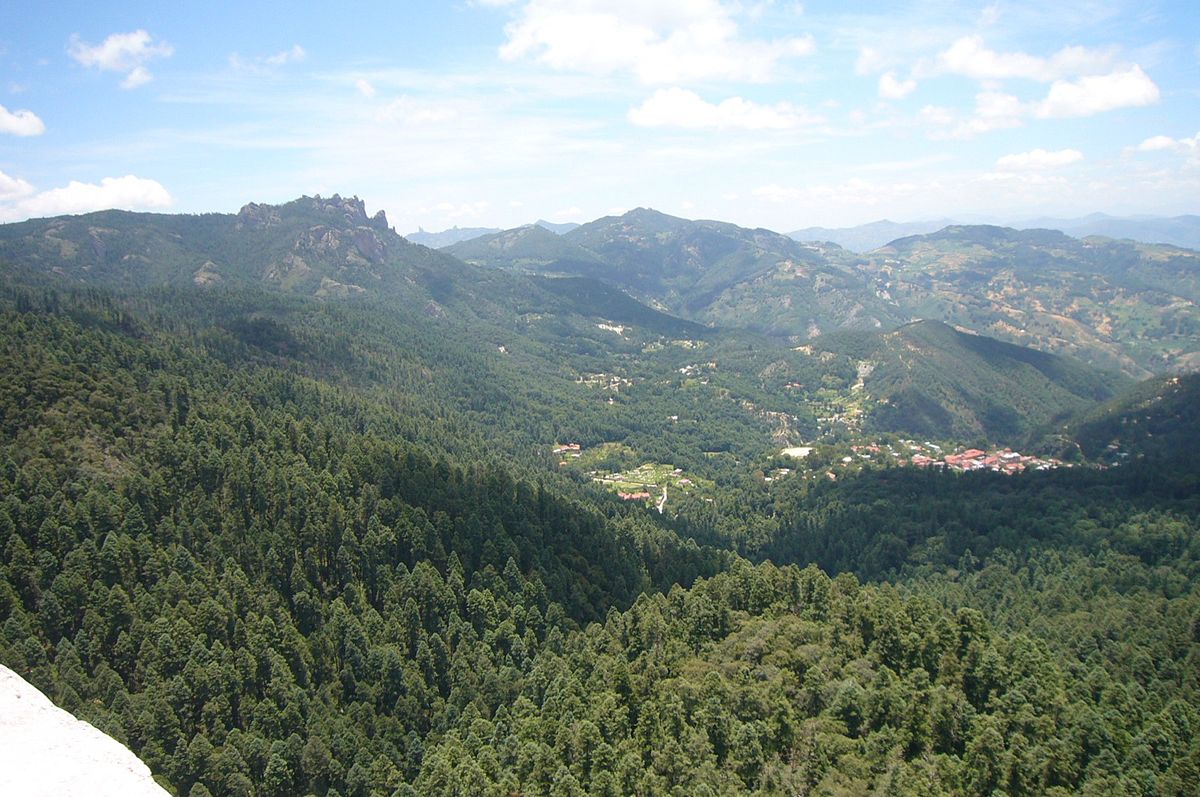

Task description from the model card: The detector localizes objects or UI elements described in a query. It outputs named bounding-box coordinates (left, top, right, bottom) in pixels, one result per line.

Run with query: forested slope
left=1, top=205, right=1198, bottom=796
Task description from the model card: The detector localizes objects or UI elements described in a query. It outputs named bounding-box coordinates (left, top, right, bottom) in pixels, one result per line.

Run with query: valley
left=1, top=196, right=1198, bottom=797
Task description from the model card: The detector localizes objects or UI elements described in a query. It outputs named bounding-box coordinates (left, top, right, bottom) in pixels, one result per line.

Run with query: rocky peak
left=236, top=202, right=282, bottom=229
left=304, top=194, right=390, bottom=232
left=238, top=195, right=390, bottom=233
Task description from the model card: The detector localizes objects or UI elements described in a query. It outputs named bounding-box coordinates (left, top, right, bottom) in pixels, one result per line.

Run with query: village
left=778, top=438, right=1072, bottom=479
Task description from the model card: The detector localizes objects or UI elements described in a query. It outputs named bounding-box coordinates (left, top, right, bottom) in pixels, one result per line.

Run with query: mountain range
left=445, top=208, right=1200, bottom=378
left=406, top=219, right=579, bottom=249
left=2, top=195, right=1199, bottom=796
left=789, top=214, right=1200, bottom=252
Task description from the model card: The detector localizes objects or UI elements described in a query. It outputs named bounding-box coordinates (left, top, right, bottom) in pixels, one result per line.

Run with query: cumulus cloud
left=68, top=30, right=173, bottom=88
left=936, top=35, right=1116, bottom=82
left=995, top=148, right=1083, bottom=170
left=0, top=170, right=35, bottom=201
left=878, top=72, right=916, bottom=99
left=498, top=0, right=814, bottom=84
left=628, top=87, right=821, bottom=130
left=1137, top=135, right=1178, bottom=152
left=355, top=79, right=377, bottom=98
left=1133, top=132, right=1200, bottom=164
left=1034, top=66, right=1160, bottom=118
left=0, top=104, right=45, bottom=136
left=1, top=175, right=172, bottom=221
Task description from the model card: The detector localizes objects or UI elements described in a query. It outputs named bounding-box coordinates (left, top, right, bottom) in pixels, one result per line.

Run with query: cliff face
left=0, top=666, right=170, bottom=797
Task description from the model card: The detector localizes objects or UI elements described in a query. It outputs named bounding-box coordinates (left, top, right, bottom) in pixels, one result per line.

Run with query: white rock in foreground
left=0, top=665, right=170, bottom=797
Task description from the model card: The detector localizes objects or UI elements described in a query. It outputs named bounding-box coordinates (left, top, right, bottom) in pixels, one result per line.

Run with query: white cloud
left=919, top=105, right=954, bottom=127
left=0, top=170, right=35, bottom=201
left=936, top=35, right=1116, bottom=82
left=498, top=0, right=814, bottom=84
left=855, top=46, right=886, bottom=75
left=1035, top=65, right=1159, bottom=118
left=926, top=90, right=1026, bottom=140
left=355, top=79, right=377, bottom=98
left=628, top=87, right=821, bottom=130
left=265, top=45, right=306, bottom=66
left=1, top=175, right=172, bottom=221
left=878, top=72, right=916, bottom=99
left=1137, top=135, right=1178, bottom=152
left=376, top=96, right=457, bottom=125
left=229, top=45, right=307, bottom=73
left=121, top=66, right=152, bottom=90
left=0, top=104, right=45, bottom=136
left=68, top=30, right=173, bottom=88
left=995, top=148, right=1083, bottom=170
left=1132, top=132, right=1200, bottom=164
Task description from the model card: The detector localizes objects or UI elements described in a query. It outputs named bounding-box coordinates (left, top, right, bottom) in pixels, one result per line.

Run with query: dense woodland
left=2, top=203, right=1199, bottom=796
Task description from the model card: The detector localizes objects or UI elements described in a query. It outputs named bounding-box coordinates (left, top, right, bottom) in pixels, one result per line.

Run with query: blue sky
left=1, top=1, right=1196, bottom=232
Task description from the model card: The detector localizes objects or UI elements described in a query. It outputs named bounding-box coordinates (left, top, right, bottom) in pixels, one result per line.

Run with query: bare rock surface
left=0, top=665, right=170, bottom=797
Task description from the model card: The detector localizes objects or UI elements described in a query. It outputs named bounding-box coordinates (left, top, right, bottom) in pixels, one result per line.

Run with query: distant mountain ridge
left=452, top=207, right=894, bottom=337
left=1015, top=213, right=1200, bottom=250
left=788, top=219, right=956, bottom=252
left=447, top=208, right=1200, bottom=377
left=864, top=224, right=1200, bottom=376
left=789, top=214, right=1200, bottom=252
left=406, top=219, right=579, bottom=248
left=405, top=225, right=502, bottom=248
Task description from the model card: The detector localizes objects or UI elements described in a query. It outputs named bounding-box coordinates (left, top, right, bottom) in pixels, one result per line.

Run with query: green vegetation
left=2, top=199, right=1198, bottom=796
left=447, top=210, right=1200, bottom=378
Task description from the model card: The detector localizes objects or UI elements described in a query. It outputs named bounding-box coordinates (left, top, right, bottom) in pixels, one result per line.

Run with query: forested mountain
left=459, top=208, right=898, bottom=337
left=865, top=226, right=1200, bottom=377
left=445, top=209, right=1200, bottom=379
left=1059, top=372, right=1200, bottom=462
left=807, top=320, right=1128, bottom=441
left=444, top=224, right=604, bottom=273
left=2, top=198, right=1198, bottom=796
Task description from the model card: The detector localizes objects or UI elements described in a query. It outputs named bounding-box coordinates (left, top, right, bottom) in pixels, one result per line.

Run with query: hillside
left=0, top=198, right=871, bottom=483
left=808, top=320, right=1127, bottom=442
left=1059, top=372, right=1200, bottom=461
left=0, top=199, right=1198, bottom=796
left=864, top=226, right=1200, bottom=376
left=444, top=211, right=1200, bottom=378
left=443, top=224, right=604, bottom=273
left=458, top=208, right=897, bottom=336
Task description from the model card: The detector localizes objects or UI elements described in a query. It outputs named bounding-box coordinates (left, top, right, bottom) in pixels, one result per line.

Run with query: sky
left=0, top=1, right=1197, bottom=233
